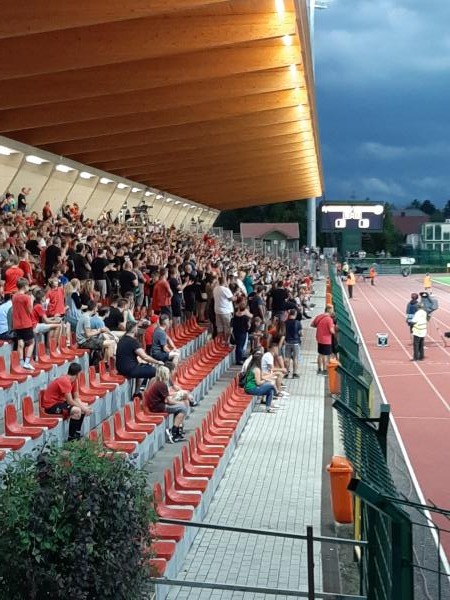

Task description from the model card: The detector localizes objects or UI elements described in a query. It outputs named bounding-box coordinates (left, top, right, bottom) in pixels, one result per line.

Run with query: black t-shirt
left=73, top=253, right=90, bottom=280
left=45, top=245, right=61, bottom=272
left=17, top=193, right=27, bottom=211
left=91, top=257, right=108, bottom=280
left=25, top=239, right=40, bottom=256
left=285, top=318, right=302, bottom=344
left=116, top=335, right=140, bottom=375
left=119, top=270, right=136, bottom=295
left=271, top=287, right=288, bottom=311
left=183, top=283, right=196, bottom=312
left=169, top=277, right=182, bottom=307
left=249, top=295, right=264, bottom=317
left=104, top=306, right=123, bottom=330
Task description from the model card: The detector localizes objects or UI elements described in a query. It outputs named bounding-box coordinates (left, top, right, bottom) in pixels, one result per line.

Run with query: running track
left=347, top=274, right=450, bottom=563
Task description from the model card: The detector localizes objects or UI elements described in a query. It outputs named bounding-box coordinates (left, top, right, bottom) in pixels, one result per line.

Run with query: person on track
left=346, top=269, right=356, bottom=299
left=411, top=302, right=427, bottom=361
left=405, top=293, right=419, bottom=339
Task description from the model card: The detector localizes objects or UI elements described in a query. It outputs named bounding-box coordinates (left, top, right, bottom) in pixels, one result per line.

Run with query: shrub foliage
left=0, top=441, right=155, bottom=599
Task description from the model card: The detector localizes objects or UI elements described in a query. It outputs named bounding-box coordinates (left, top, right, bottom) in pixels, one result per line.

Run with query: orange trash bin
left=326, top=456, right=353, bottom=523
left=326, top=292, right=333, bottom=306
left=327, top=359, right=340, bottom=394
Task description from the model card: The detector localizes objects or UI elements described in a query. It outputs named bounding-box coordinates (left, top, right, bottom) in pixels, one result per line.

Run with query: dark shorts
left=317, top=343, right=332, bottom=356
left=79, top=335, right=105, bottom=351
left=15, top=327, right=34, bottom=342
left=45, top=402, right=71, bottom=416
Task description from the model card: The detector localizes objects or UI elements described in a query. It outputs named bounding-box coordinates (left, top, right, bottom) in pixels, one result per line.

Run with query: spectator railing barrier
left=328, top=264, right=450, bottom=600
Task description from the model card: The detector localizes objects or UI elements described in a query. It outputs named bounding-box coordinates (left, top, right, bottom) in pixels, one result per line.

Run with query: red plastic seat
left=88, top=366, right=116, bottom=392
left=181, top=446, right=214, bottom=478
left=9, top=350, right=43, bottom=378
left=60, top=335, right=87, bottom=358
left=0, top=356, right=28, bottom=383
left=173, top=456, right=208, bottom=492
left=151, top=540, right=176, bottom=561
left=0, top=435, right=26, bottom=450
left=209, top=408, right=237, bottom=432
left=4, top=405, right=43, bottom=440
left=113, top=412, right=146, bottom=443
left=48, top=338, right=69, bottom=365
left=0, top=450, right=5, bottom=460
left=99, top=360, right=125, bottom=385
left=22, top=396, right=59, bottom=429
left=194, top=429, right=225, bottom=456
left=149, top=558, right=167, bottom=576
left=38, top=341, right=66, bottom=366
left=153, top=482, right=194, bottom=520
left=101, top=421, right=137, bottom=454
left=133, top=398, right=166, bottom=425
left=201, top=419, right=231, bottom=445
left=188, top=437, right=220, bottom=467
left=123, top=405, right=155, bottom=434
left=150, top=522, right=185, bottom=542
left=163, top=469, right=201, bottom=507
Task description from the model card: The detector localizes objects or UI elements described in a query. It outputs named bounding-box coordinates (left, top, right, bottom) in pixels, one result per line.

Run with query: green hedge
left=0, top=441, right=156, bottom=600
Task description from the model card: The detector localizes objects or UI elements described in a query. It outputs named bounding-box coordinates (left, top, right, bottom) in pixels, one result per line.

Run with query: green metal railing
left=328, top=264, right=415, bottom=600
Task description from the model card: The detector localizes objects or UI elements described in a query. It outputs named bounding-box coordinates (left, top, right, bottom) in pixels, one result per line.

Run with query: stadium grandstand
left=0, top=2, right=448, bottom=600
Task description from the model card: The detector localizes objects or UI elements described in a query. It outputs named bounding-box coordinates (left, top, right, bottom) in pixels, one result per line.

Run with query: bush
left=0, top=441, right=155, bottom=600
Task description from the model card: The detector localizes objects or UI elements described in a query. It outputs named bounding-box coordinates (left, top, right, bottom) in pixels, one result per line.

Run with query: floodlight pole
left=305, top=0, right=329, bottom=250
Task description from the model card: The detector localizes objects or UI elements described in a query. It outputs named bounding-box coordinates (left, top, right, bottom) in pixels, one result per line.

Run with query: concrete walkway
left=167, top=287, right=327, bottom=600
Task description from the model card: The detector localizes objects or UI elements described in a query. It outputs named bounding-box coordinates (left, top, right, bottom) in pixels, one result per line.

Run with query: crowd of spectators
left=0, top=191, right=321, bottom=430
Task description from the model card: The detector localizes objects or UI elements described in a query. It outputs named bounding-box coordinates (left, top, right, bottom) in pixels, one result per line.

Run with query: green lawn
left=432, top=275, right=450, bottom=286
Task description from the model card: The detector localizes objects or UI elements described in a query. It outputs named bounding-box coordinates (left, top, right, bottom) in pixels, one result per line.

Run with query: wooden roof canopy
left=0, top=0, right=323, bottom=210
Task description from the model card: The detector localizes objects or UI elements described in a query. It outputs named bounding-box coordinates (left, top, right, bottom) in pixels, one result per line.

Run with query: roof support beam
left=0, top=45, right=301, bottom=110
left=0, top=71, right=306, bottom=131
left=0, top=13, right=296, bottom=80
left=10, top=90, right=304, bottom=146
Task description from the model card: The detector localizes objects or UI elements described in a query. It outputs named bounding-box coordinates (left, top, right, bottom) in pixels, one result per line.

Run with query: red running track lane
left=345, top=275, right=450, bottom=563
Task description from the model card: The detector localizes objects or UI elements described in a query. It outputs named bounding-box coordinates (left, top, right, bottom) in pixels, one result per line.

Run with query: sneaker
left=172, top=433, right=185, bottom=443
left=266, top=408, right=276, bottom=413
left=316, top=369, right=322, bottom=375
left=279, top=390, right=290, bottom=397
left=23, top=362, right=35, bottom=371
left=166, top=428, right=174, bottom=444
left=271, top=402, right=281, bottom=409
left=292, top=374, right=299, bottom=379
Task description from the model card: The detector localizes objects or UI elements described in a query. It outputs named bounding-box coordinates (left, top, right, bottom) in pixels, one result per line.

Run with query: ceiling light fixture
left=282, top=34, right=293, bottom=46
left=145, top=191, right=153, bottom=197
left=174, top=200, right=181, bottom=205
left=79, top=171, right=94, bottom=179
left=156, top=194, right=164, bottom=200
left=131, top=187, right=142, bottom=193
left=275, top=0, right=285, bottom=15
left=100, top=177, right=114, bottom=184
left=166, top=198, right=172, bottom=203
left=26, top=155, right=48, bottom=165
left=56, top=164, right=74, bottom=173
left=117, top=183, right=128, bottom=189
left=0, top=145, right=17, bottom=156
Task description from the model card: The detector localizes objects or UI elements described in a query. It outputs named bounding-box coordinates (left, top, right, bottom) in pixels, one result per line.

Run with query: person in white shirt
left=0, top=299, right=13, bottom=339
left=261, top=342, right=289, bottom=397
left=213, top=277, right=235, bottom=346
left=411, top=303, right=427, bottom=361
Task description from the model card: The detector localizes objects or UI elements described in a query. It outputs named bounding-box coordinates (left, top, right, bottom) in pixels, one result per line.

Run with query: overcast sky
left=314, top=0, right=450, bottom=207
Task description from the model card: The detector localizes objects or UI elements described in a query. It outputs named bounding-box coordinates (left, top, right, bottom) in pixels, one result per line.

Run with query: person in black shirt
left=73, top=243, right=91, bottom=281
left=119, top=260, right=138, bottom=296
left=116, top=322, right=163, bottom=387
left=45, top=236, right=62, bottom=281
left=17, top=187, right=31, bottom=212
left=91, top=248, right=111, bottom=299
left=285, top=309, right=302, bottom=378
left=104, top=297, right=127, bottom=333
left=25, top=232, right=40, bottom=257
left=270, top=281, right=288, bottom=319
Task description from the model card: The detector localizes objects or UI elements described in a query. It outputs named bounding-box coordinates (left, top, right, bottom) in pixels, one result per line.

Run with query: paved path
left=167, top=288, right=327, bottom=599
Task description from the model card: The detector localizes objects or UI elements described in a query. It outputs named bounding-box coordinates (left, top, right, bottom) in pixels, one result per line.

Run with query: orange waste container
left=327, top=359, right=340, bottom=394
left=326, top=456, right=353, bottom=523
left=326, top=277, right=331, bottom=294
left=326, top=292, right=333, bottom=306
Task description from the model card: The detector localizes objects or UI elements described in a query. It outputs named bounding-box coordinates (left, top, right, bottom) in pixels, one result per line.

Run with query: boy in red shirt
left=12, top=278, right=35, bottom=370
left=4, top=256, right=24, bottom=298
left=42, top=362, right=92, bottom=441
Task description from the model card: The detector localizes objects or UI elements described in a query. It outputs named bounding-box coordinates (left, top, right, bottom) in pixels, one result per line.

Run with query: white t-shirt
left=261, top=351, right=274, bottom=374
left=213, top=285, right=234, bottom=315
left=411, top=308, right=427, bottom=338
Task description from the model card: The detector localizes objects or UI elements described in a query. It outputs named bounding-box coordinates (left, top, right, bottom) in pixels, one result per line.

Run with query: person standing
left=423, top=273, right=432, bottom=293
left=151, top=268, right=173, bottom=317
left=12, top=278, right=35, bottom=370
left=231, top=300, right=252, bottom=365
left=411, top=303, right=427, bottom=361
left=285, top=308, right=302, bottom=378
left=346, top=270, right=356, bottom=298
left=369, top=265, right=377, bottom=286
left=17, top=187, right=31, bottom=212
left=213, top=276, right=235, bottom=346
left=311, top=306, right=335, bottom=375
left=405, top=293, right=419, bottom=338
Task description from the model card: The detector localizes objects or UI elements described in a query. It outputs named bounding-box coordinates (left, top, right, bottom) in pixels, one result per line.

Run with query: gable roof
left=240, top=222, right=299, bottom=239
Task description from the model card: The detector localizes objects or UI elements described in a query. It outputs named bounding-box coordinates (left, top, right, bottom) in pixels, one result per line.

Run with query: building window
left=425, top=226, right=433, bottom=240
left=435, top=225, right=442, bottom=240
left=426, top=243, right=433, bottom=249
left=443, top=243, right=450, bottom=251
left=444, top=231, right=450, bottom=241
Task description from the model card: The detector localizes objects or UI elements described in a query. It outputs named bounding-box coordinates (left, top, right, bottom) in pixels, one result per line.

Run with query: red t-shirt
left=143, top=381, right=168, bottom=413
left=42, top=375, right=77, bottom=409
left=32, top=304, right=46, bottom=328
left=19, top=260, right=33, bottom=282
left=152, top=279, right=171, bottom=311
left=4, top=266, right=24, bottom=294
left=312, top=314, right=334, bottom=345
left=144, top=323, right=157, bottom=349
left=46, top=287, right=65, bottom=317
left=12, top=292, right=33, bottom=329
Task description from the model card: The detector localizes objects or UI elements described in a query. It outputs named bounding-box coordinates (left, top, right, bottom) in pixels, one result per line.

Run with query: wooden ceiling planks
left=0, top=0, right=323, bottom=209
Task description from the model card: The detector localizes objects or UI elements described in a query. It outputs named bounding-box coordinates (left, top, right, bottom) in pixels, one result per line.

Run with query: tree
left=420, top=199, right=437, bottom=215
left=443, top=200, right=450, bottom=219
left=0, top=441, right=155, bottom=600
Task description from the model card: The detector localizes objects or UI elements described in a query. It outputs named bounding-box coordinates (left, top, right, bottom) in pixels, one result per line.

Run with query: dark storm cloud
left=314, top=0, right=450, bottom=205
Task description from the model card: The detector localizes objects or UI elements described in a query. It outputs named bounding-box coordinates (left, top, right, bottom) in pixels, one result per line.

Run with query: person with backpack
left=411, top=302, right=427, bottom=361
